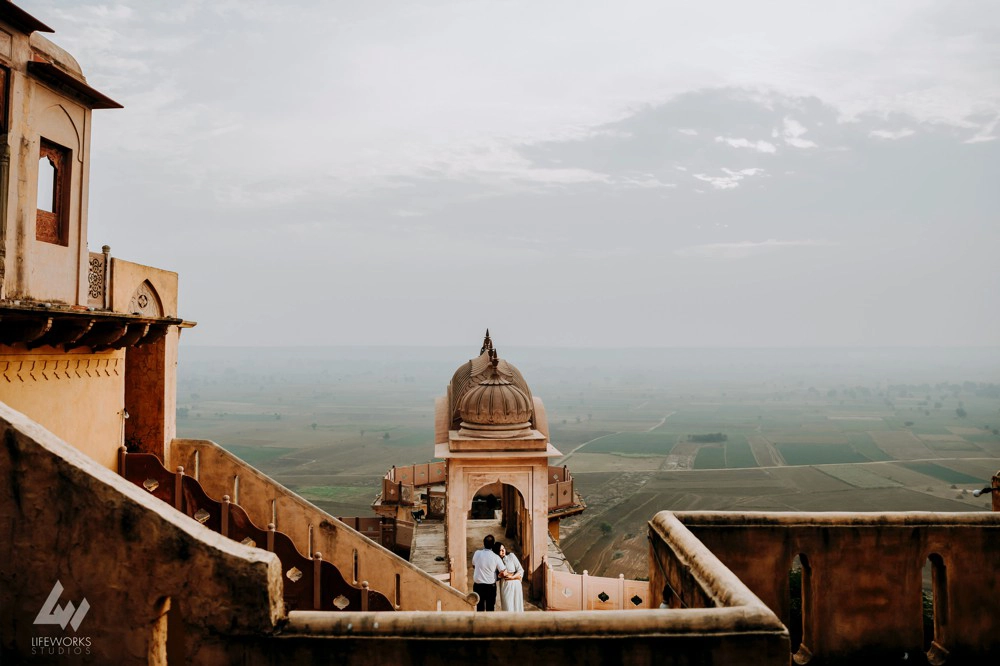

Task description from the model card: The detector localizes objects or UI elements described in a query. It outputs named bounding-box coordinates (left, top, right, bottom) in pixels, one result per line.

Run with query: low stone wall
left=675, top=510, right=1000, bottom=664
left=543, top=558, right=650, bottom=611
left=0, top=401, right=281, bottom=664
left=172, top=439, right=475, bottom=611
left=261, top=606, right=789, bottom=665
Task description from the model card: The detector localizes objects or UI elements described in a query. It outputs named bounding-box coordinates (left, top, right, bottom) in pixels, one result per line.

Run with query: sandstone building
left=1, top=4, right=998, bottom=664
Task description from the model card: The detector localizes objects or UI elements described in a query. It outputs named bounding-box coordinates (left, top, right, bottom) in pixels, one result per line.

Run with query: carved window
left=36, top=139, right=69, bottom=245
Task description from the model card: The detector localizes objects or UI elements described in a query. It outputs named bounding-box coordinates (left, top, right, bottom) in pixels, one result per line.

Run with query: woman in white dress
left=492, top=542, right=525, bottom=612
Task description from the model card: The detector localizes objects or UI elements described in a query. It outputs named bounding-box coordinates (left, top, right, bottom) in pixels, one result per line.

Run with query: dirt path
left=556, top=432, right=621, bottom=465
left=646, top=412, right=676, bottom=432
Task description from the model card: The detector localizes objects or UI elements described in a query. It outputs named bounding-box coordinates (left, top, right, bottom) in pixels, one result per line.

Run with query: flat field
left=176, top=346, right=1000, bottom=577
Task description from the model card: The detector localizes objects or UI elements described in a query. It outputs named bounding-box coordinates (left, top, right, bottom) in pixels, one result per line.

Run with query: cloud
left=782, top=117, right=818, bottom=148
left=964, top=115, right=999, bottom=144
left=617, top=173, right=677, bottom=189
left=678, top=128, right=699, bottom=136
left=869, top=128, right=916, bottom=140
left=714, top=136, right=777, bottom=153
left=674, top=239, right=834, bottom=259
left=692, top=167, right=766, bottom=190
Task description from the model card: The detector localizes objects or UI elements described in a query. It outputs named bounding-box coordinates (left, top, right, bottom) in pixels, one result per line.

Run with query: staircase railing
left=120, top=447, right=393, bottom=612
left=170, top=438, right=476, bottom=611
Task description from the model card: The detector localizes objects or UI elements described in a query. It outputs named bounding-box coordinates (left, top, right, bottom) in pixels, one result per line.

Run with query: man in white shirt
left=471, top=534, right=506, bottom=611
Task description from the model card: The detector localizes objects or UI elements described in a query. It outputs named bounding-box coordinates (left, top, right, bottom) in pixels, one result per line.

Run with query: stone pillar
left=530, top=460, right=548, bottom=595
left=445, top=461, right=469, bottom=593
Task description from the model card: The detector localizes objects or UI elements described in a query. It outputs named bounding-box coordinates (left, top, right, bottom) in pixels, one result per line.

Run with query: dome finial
left=480, top=328, right=493, bottom=355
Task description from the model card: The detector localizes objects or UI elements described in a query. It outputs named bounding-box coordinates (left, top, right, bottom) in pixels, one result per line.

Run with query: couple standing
left=471, top=534, right=525, bottom=612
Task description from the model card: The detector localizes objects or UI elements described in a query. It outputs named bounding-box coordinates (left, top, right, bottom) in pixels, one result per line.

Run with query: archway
left=465, top=481, right=529, bottom=600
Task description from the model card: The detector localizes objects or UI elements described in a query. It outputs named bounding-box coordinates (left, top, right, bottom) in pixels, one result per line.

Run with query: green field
left=846, top=433, right=892, bottom=461
left=586, top=432, right=676, bottom=455
left=900, top=462, right=983, bottom=485
left=725, top=437, right=758, bottom=468
left=818, top=465, right=902, bottom=489
left=693, top=446, right=726, bottom=469
left=775, top=443, right=869, bottom=466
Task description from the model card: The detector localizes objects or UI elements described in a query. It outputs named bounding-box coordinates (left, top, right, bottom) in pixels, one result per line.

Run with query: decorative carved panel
left=88, top=253, right=105, bottom=307
left=128, top=281, right=163, bottom=317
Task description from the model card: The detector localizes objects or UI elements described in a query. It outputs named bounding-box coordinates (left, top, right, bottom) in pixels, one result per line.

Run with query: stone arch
left=129, top=280, right=163, bottom=317
left=39, top=104, right=82, bottom=158
left=464, top=472, right=532, bottom=515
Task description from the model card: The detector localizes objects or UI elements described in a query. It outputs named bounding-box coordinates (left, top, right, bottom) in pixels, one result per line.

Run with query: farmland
left=175, top=345, right=1000, bottom=577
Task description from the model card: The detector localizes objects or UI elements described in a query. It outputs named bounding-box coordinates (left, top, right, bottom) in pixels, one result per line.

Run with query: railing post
left=194, top=449, right=200, bottom=482
left=541, top=555, right=548, bottom=610
left=267, top=523, right=275, bottom=552
left=619, top=573, right=625, bottom=610
left=221, top=495, right=230, bottom=538
left=233, top=474, right=240, bottom=505
left=101, top=245, right=111, bottom=310
left=361, top=581, right=370, bottom=612
left=174, top=466, right=184, bottom=511
left=582, top=570, right=589, bottom=611
left=992, top=470, right=1000, bottom=512
left=313, top=552, right=322, bottom=610
left=118, top=446, right=127, bottom=477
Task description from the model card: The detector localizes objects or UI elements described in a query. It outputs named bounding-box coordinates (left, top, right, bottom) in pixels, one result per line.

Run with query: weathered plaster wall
left=0, top=30, right=96, bottom=304
left=0, top=344, right=123, bottom=469
left=22, top=85, right=90, bottom=304
left=109, top=259, right=178, bottom=317
left=0, top=401, right=282, bottom=665
left=676, top=511, right=1000, bottom=663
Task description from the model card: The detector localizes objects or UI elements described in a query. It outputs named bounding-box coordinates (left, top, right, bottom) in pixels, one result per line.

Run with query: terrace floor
left=409, top=515, right=575, bottom=611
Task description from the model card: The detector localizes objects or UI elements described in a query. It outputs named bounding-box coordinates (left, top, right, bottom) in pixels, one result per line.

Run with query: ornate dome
left=457, top=359, right=533, bottom=438
left=448, top=330, right=533, bottom=430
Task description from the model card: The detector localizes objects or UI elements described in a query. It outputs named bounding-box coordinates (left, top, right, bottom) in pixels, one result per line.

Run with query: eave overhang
left=26, top=61, right=122, bottom=109
left=0, top=303, right=195, bottom=351
left=0, top=2, right=54, bottom=35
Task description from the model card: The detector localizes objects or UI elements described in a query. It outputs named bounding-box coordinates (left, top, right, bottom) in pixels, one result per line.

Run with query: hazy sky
left=33, top=1, right=1000, bottom=347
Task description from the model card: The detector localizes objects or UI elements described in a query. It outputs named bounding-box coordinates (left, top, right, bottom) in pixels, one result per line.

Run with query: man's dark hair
left=483, top=534, right=495, bottom=549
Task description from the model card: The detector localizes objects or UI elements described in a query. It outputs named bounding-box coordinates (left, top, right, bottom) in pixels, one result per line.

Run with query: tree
left=599, top=522, right=613, bottom=537
left=310, top=423, right=317, bottom=430
left=956, top=407, right=967, bottom=418
left=383, top=432, right=390, bottom=440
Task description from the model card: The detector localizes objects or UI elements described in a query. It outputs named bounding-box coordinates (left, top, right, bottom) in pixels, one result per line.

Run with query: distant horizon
left=179, top=343, right=1000, bottom=350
